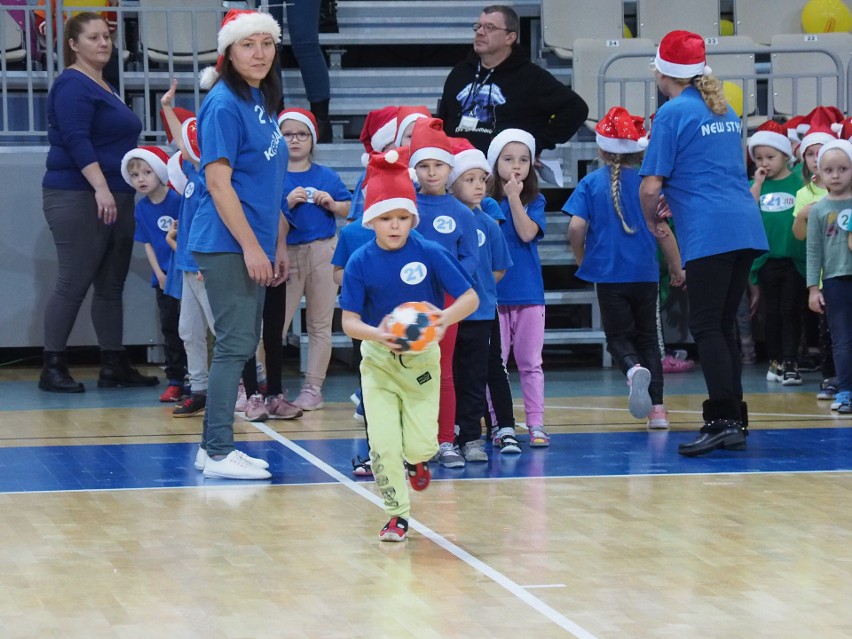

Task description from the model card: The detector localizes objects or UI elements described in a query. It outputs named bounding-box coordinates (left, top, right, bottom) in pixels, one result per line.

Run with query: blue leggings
left=272, top=0, right=330, bottom=102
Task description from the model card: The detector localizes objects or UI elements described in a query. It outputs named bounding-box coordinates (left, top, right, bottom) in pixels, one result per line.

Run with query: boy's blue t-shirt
left=189, top=83, right=287, bottom=260
left=346, top=171, right=366, bottom=221
left=468, top=207, right=513, bottom=320
left=134, top=189, right=181, bottom=287
left=339, top=233, right=474, bottom=328
left=331, top=221, right=375, bottom=267
left=414, top=192, right=479, bottom=276
left=174, top=161, right=204, bottom=273
left=163, top=252, right=182, bottom=300
left=562, top=165, right=659, bottom=283
left=481, top=196, right=506, bottom=222
left=639, top=86, right=768, bottom=264
left=496, top=193, right=547, bottom=305
left=284, top=163, right=352, bottom=245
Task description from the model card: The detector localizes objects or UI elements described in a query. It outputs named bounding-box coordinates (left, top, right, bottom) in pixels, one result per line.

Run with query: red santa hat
left=747, top=120, right=793, bottom=160
left=409, top=117, right=454, bottom=168
left=595, top=106, right=649, bottom=154
left=167, top=152, right=187, bottom=194
left=394, top=105, right=432, bottom=147
left=199, top=9, right=282, bottom=90
left=159, top=107, right=195, bottom=144
left=833, top=116, right=852, bottom=142
left=798, top=108, right=841, bottom=158
left=448, top=137, right=490, bottom=186
left=361, top=148, right=419, bottom=228
left=359, top=106, right=399, bottom=166
left=487, top=128, right=536, bottom=171
left=121, top=146, right=171, bottom=187
left=277, top=107, right=318, bottom=146
left=654, top=30, right=712, bottom=78
left=181, top=117, right=201, bottom=163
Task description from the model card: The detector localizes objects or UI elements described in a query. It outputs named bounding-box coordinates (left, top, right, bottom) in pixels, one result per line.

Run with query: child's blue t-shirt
left=562, top=165, right=659, bottom=283
left=163, top=252, right=182, bottom=300
left=481, top=196, right=506, bottom=222
left=346, top=171, right=366, bottom=221
left=189, top=83, right=287, bottom=260
left=134, top=189, right=181, bottom=287
left=639, top=86, right=768, bottom=264
left=496, top=193, right=546, bottom=305
left=468, top=207, right=513, bottom=320
left=339, top=233, right=474, bottom=328
left=175, top=160, right=203, bottom=273
left=284, top=163, right=352, bottom=245
left=331, top=221, right=375, bottom=267
left=414, top=192, right=479, bottom=276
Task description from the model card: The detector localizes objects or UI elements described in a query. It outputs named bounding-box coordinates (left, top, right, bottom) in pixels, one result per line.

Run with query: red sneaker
left=379, top=516, right=408, bottom=542
left=406, top=461, right=431, bottom=491
left=159, top=384, right=185, bottom=403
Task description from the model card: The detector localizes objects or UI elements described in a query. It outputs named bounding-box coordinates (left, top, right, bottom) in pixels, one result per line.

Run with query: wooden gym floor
left=1, top=360, right=851, bottom=638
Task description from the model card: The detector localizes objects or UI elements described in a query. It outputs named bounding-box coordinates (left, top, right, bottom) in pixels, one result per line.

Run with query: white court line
left=250, top=421, right=600, bottom=639
left=538, top=403, right=852, bottom=420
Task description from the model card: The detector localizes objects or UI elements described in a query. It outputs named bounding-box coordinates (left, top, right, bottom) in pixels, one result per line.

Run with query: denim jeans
left=821, top=276, right=852, bottom=393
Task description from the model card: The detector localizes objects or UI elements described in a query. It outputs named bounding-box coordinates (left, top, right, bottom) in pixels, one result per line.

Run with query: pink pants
left=498, top=304, right=545, bottom=426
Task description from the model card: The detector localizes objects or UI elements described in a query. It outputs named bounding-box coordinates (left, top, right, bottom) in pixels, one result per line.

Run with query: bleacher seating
left=733, top=0, right=804, bottom=46
left=637, top=0, right=720, bottom=43
left=705, top=35, right=759, bottom=119
left=540, top=0, right=624, bottom=60
left=137, top=0, right=221, bottom=66
left=0, top=9, right=27, bottom=64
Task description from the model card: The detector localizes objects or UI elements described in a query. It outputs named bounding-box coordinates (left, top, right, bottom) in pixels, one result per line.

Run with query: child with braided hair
left=564, top=107, right=684, bottom=428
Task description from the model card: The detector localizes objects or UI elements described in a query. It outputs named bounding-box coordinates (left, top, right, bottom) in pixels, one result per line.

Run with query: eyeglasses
left=282, top=131, right=311, bottom=141
left=472, top=22, right=513, bottom=34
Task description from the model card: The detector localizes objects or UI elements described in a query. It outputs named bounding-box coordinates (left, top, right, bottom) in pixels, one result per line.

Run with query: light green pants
left=361, top=340, right=441, bottom=519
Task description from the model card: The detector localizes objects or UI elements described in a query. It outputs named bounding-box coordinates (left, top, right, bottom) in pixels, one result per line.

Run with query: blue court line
left=0, top=428, right=850, bottom=494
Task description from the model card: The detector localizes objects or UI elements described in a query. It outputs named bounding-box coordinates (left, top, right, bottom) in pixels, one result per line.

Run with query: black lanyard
left=462, top=62, right=494, bottom=115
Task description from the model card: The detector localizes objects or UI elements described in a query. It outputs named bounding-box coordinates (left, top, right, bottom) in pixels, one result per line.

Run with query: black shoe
left=38, top=351, right=85, bottom=393
left=319, top=0, right=338, bottom=33
left=678, top=420, right=746, bottom=457
left=173, top=393, right=206, bottom=418
left=98, top=350, right=159, bottom=388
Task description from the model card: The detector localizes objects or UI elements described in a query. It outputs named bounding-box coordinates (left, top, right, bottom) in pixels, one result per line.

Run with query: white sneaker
left=202, top=450, right=272, bottom=480
left=194, top=446, right=207, bottom=471
left=234, top=449, right=269, bottom=469
left=627, top=365, right=653, bottom=419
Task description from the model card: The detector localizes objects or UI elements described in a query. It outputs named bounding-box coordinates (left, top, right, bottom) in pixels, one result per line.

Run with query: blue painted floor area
left=1, top=428, right=850, bottom=494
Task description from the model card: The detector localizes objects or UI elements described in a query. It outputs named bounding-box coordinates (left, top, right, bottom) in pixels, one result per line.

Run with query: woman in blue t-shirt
left=40, top=12, right=156, bottom=394
left=639, top=30, right=768, bottom=457
left=188, top=9, right=288, bottom=480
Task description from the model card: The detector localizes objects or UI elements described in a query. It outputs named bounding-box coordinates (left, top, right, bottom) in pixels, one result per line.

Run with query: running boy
left=340, top=149, right=478, bottom=542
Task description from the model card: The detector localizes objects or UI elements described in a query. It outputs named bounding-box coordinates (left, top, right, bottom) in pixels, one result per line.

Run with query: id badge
left=459, top=115, right=478, bottom=131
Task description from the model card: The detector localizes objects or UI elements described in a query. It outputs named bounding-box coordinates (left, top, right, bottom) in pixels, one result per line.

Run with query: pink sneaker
left=662, top=354, right=695, bottom=374
left=235, top=382, right=248, bottom=412
left=292, top=384, right=324, bottom=411
left=647, top=405, right=670, bottom=430
left=266, top=393, right=303, bottom=420
left=243, top=393, right=269, bottom=422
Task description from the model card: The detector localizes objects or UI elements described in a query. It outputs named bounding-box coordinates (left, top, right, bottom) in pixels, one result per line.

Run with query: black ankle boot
left=39, top=351, right=85, bottom=393
left=678, top=398, right=746, bottom=457
left=310, top=99, right=333, bottom=143
left=98, top=350, right=159, bottom=388
left=319, top=0, right=338, bottom=33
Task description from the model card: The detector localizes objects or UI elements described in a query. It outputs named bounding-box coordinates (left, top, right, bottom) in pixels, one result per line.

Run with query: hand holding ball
left=386, top=302, right=440, bottom=352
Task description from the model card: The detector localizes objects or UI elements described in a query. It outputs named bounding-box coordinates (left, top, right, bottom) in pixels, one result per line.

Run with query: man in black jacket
left=438, top=5, right=588, bottom=155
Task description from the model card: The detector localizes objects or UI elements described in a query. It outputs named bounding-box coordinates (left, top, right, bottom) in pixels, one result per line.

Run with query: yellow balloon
left=802, top=0, right=852, bottom=33
left=623, top=23, right=633, bottom=38
left=723, top=81, right=744, bottom=117
left=720, top=19, right=735, bottom=36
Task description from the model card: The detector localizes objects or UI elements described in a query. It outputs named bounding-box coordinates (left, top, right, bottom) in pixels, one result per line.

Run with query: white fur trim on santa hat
left=596, top=132, right=648, bottom=155
left=487, top=128, right=536, bottom=170
left=448, top=148, right=490, bottom=186
left=654, top=54, right=711, bottom=78
left=121, top=147, right=169, bottom=187
left=362, top=198, right=420, bottom=228
left=799, top=131, right=838, bottom=158
left=409, top=146, right=454, bottom=169
left=394, top=113, right=428, bottom=147
left=217, top=11, right=281, bottom=55
left=818, top=139, right=852, bottom=171
left=167, top=152, right=188, bottom=194
left=277, top=111, right=317, bottom=146
left=370, top=118, right=398, bottom=152
left=747, top=130, right=793, bottom=160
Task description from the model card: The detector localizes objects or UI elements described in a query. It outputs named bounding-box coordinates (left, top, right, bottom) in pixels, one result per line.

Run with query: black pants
left=819, top=313, right=836, bottom=379
left=243, top=283, right=287, bottom=396
left=485, top=309, right=516, bottom=430
left=453, top=319, right=493, bottom=446
left=155, top=286, right=187, bottom=383
left=686, top=249, right=759, bottom=401
left=756, top=258, right=805, bottom=363
left=597, top=282, right=663, bottom=405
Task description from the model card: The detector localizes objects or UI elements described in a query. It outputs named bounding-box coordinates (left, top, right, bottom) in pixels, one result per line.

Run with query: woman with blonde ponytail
left=564, top=106, right=684, bottom=429
left=639, top=30, right=768, bottom=457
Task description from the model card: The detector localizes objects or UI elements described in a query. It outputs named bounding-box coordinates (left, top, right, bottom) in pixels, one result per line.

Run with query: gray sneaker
left=436, top=441, right=465, bottom=468
left=461, top=439, right=488, bottom=462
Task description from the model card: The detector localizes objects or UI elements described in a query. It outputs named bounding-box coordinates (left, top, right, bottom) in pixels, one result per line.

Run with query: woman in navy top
left=639, top=30, right=768, bottom=457
left=40, top=12, right=155, bottom=394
